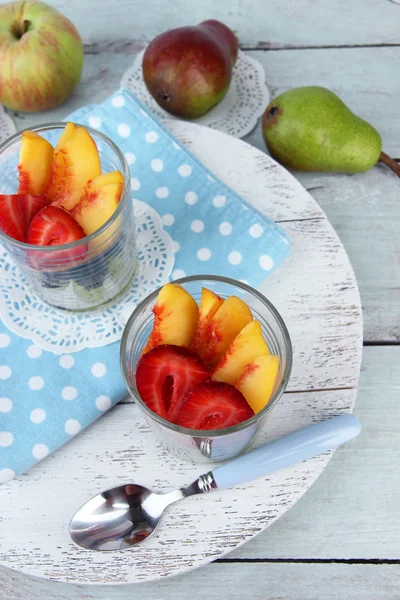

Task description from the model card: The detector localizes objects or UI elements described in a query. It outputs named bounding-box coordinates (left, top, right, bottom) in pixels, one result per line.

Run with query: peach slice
left=234, top=355, right=280, bottom=413
left=200, top=296, right=253, bottom=366
left=18, top=131, right=54, bottom=195
left=45, top=122, right=101, bottom=211
left=58, top=122, right=78, bottom=144
left=143, top=283, right=199, bottom=354
left=212, top=320, right=270, bottom=385
left=190, top=288, right=224, bottom=358
left=71, top=171, right=124, bottom=235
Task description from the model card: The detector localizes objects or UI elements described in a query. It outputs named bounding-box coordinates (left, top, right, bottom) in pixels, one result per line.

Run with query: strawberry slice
left=28, top=206, right=86, bottom=246
left=177, top=381, right=254, bottom=430
left=135, top=345, right=210, bottom=423
left=27, top=206, right=87, bottom=266
left=0, top=194, right=50, bottom=242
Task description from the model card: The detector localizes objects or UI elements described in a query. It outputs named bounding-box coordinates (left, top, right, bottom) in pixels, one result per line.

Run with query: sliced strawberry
left=135, top=345, right=210, bottom=423
left=177, top=381, right=254, bottom=430
left=24, top=194, right=52, bottom=226
left=28, top=206, right=86, bottom=246
left=0, top=194, right=50, bottom=242
left=27, top=206, right=87, bottom=266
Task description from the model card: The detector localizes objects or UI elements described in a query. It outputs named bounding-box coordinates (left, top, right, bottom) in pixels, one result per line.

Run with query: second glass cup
left=121, top=275, right=293, bottom=463
left=0, top=123, right=137, bottom=311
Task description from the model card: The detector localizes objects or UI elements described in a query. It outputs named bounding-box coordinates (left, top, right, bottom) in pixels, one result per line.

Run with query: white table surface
left=1, top=1, right=399, bottom=598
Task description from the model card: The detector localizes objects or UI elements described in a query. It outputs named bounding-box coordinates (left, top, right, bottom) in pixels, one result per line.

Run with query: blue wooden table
left=1, top=1, right=399, bottom=598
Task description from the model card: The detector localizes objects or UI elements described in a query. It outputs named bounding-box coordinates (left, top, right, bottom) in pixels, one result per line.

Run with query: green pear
left=262, top=86, right=400, bottom=177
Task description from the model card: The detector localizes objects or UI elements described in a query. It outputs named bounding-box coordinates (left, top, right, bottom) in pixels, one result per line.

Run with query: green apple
left=0, top=1, right=84, bottom=112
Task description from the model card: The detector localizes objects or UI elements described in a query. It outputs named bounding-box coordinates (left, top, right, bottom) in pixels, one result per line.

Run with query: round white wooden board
left=0, top=122, right=362, bottom=585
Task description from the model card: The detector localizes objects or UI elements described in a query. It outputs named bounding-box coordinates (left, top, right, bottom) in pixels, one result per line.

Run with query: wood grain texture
left=296, top=169, right=400, bottom=343
left=236, top=47, right=400, bottom=342
left=244, top=47, right=400, bottom=158
left=0, top=12, right=397, bottom=595
left=47, top=0, right=400, bottom=47
left=0, top=389, right=356, bottom=585
left=1, top=561, right=400, bottom=600
left=230, top=346, right=400, bottom=560
left=0, top=121, right=361, bottom=584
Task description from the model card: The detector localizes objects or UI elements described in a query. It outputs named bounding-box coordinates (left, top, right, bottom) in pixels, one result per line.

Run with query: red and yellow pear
left=142, top=20, right=238, bottom=118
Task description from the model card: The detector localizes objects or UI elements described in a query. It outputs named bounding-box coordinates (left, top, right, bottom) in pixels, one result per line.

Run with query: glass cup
left=121, top=275, right=293, bottom=463
left=0, top=123, right=137, bottom=311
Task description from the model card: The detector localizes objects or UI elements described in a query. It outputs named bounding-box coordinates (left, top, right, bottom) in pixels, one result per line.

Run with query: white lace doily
left=0, top=200, right=174, bottom=354
left=121, top=49, right=270, bottom=138
left=0, top=105, right=16, bottom=144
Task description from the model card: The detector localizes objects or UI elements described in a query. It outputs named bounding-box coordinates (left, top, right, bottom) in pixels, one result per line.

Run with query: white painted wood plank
left=45, top=0, right=400, bottom=47
left=0, top=388, right=356, bottom=584
left=242, top=47, right=400, bottom=342
left=230, top=346, right=400, bottom=559
left=0, top=41, right=394, bottom=596
left=1, top=562, right=399, bottom=600
left=296, top=169, right=400, bottom=342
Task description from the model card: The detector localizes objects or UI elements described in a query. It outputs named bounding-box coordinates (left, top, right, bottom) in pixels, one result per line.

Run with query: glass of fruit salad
left=121, top=275, right=292, bottom=462
left=0, top=122, right=137, bottom=311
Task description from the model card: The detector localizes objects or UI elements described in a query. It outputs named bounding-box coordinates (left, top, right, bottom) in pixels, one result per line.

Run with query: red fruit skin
left=0, top=194, right=50, bottom=242
left=135, top=344, right=210, bottom=424
left=142, top=23, right=235, bottom=119
left=27, top=205, right=86, bottom=268
left=199, top=20, right=238, bottom=65
left=177, top=381, right=254, bottom=430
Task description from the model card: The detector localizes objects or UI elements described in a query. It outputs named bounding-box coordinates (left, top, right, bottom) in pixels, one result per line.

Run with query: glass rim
left=0, top=122, right=131, bottom=253
left=120, top=274, right=293, bottom=438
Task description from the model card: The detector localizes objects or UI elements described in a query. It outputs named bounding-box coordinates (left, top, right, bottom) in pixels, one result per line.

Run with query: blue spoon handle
left=211, top=414, right=361, bottom=490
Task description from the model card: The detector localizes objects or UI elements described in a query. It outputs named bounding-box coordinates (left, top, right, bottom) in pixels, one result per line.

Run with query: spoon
left=69, top=413, right=361, bottom=551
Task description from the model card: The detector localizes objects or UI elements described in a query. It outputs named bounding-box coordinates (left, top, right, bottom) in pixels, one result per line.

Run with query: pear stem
left=379, top=152, right=400, bottom=178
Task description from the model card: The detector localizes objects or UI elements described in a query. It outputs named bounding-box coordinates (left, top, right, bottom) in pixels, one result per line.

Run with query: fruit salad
left=0, top=123, right=137, bottom=310
left=0, top=123, right=123, bottom=243
left=135, top=283, right=281, bottom=431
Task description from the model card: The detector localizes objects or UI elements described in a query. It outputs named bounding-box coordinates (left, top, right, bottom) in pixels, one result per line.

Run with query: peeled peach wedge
left=142, top=283, right=199, bottom=354
left=212, top=320, right=270, bottom=385
left=190, top=288, right=224, bottom=358
left=234, top=355, right=280, bottom=413
left=71, top=171, right=124, bottom=236
left=45, top=122, right=101, bottom=211
left=200, top=296, right=253, bottom=366
left=18, top=131, right=54, bottom=195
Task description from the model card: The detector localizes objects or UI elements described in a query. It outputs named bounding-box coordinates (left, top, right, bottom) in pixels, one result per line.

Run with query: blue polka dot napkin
left=0, top=88, right=290, bottom=484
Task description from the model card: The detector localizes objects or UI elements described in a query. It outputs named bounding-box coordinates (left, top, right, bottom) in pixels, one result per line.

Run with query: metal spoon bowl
left=70, top=478, right=211, bottom=551
left=69, top=414, right=361, bottom=551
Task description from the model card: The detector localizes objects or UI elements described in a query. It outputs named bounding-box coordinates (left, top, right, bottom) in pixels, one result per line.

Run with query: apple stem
left=379, top=152, right=400, bottom=178
left=11, top=19, right=30, bottom=39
